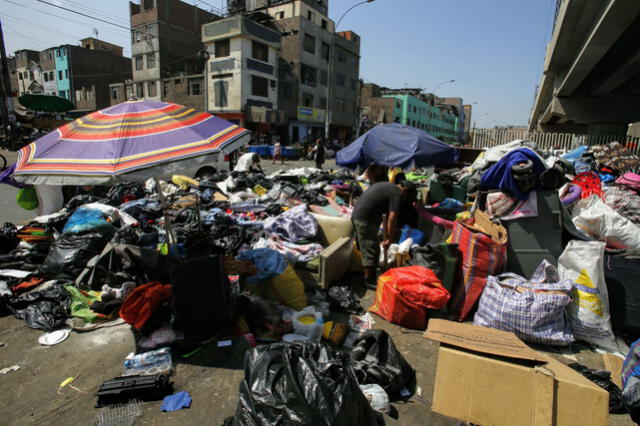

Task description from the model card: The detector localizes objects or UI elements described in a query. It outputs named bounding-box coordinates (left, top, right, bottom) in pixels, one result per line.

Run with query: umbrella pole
left=154, top=176, right=178, bottom=254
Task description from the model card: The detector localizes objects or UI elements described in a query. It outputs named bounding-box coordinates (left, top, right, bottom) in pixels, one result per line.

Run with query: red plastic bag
left=369, top=266, right=450, bottom=330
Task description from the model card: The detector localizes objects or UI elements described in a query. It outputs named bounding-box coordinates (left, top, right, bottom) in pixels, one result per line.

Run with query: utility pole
left=0, top=20, right=12, bottom=139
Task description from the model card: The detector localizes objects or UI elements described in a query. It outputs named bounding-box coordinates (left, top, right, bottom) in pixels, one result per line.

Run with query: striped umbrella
left=14, top=100, right=250, bottom=185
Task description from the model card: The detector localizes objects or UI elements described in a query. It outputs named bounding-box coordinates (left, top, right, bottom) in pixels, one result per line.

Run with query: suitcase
left=604, top=253, right=640, bottom=332
left=502, top=190, right=563, bottom=277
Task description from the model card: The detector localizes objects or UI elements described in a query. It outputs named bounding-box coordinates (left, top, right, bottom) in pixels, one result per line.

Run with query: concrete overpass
left=529, top=0, right=640, bottom=135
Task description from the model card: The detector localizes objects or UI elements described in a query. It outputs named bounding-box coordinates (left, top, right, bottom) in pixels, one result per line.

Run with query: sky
left=0, top=0, right=556, bottom=127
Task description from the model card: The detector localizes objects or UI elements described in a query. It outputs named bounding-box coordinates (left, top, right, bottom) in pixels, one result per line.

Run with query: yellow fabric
left=171, top=174, right=199, bottom=190
left=246, top=265, right=307, bottom=310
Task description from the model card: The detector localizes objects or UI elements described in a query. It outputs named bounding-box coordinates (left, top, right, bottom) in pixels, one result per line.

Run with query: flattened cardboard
left=423, top=319, right=547, bottom=363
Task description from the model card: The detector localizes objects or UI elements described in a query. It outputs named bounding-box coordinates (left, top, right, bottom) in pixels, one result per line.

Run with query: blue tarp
left=336, top=123, right=458, bottom=169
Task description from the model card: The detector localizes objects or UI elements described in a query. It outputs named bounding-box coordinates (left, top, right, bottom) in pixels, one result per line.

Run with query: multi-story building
left=359, top=83, right=463, bottom=143
left=228, top=0, right=360, bottom=143
left=202, top=14, right=283, bottom=132
left=15, top=49, right=43, bottom=96
left=39, top=48, right=57, bottom=96
left=7, top=56, right=19, bottom=98
left=439, top=97, right=465, bottom=142
left=53, top=40, right=131, bottom=111
left=463, top=104, right=473, bottom=142
left=122, top=0, right=220, bottom=109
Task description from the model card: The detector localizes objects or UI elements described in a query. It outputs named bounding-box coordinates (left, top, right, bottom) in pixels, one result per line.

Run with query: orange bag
left=369, top=266, right=450, bottom=330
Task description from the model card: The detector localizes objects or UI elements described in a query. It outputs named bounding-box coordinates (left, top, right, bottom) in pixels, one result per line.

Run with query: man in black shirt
left=351, top=165, right=401, bottom=287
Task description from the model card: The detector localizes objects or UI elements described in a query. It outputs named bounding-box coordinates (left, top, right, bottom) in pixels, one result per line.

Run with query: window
left=162, top=81, right=170, bottom=97
left=64, top=70, right=68, bottom=79
left=44, top=73, right=48, bottom=82
left=135, top=56, right=143, bottom=71
left=56, top=50, right=60, bottom=58
left=413, top=106, right=417, bottom=113
left=350, top=78, right=356, bottom=91
left=143, top=0, right=154, bottom=10
left=252, top=41, right=268, bottom=62
left=188, top=78, right=203, bottom=96
left=76, top=89, right=83, bottom=101
left=133, top=30, right=142, bottom=43
left=58, top=90, right=64, bottom=98
left=29, top=71, right=34, bottom=80
left=321, top=43, right=329, bottom=61
left=136, top=83, right=144, bottom=98
left=336, top=73, right=345, bottom=87
left=252, top=75, right=268, bottom=97
left=111, top=87, right=119, bottom=100
left=337, top=51, right=346, bottom=62
left=307, top=10, right=314, bottom=22
left=18, top=73, right=23, bottom=81
left=302, top=93, right=313, bottom=107
left=303, top=34, right=315, bottom=54
left=277, top=11, right=284, bottom=19
left=49, top=71, right=54, bottom=80
left=320, top=97, right=327, bottom=108
left=215, top=39, right=230, bottom=58
left=58, top=70, right=63, bottom=80
left=321, top=19, right=327, bottom=30
left=147, top=52, right=156, bottom=69
left=214, top=80, right=228, bottom=107
left=300, top=64, right=317, bottom=87
left=148, top=81, right=157, bottom=97
left=320, top=70, right=328, bottom=87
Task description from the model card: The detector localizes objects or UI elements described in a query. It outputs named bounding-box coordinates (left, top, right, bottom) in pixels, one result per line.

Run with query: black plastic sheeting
left=0, top=223, right=19, bottom=254
left=7, top=282, right=70, bottom=331
left=41, top=230, right=115, bottom=279
left=328, top=285, right=365, bottom=315
left=226, top=342, right=382, bottom=426
left=568, top=363, right=626, bottom=414
left=350, top=330, right=416, bottom=398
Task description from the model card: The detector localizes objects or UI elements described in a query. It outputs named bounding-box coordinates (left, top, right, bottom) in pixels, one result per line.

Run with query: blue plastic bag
left=63, top=208, right=114, bottom=234
left=399, top=225, right=425, bottom=245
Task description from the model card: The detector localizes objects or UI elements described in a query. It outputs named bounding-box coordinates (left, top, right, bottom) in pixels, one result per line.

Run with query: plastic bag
left=350, top=329, right=416, bottom=397
left=473, top=260, right=574, bottom=345
left=408, top=243, right=461, bottom=292
left=572, top=195, right=640, bottom=250
left=558, top=240, right=617, bottom=350
left=0, top=223, right=19, bottom=254
left=568, top=363, right=625, bottom=413
left=62, top=208, right=116, bottom=235
left=7, top=282, right=70, bottom=331
left=42, top=230, right=115, bottom=278
left=237, top=249, right=287, bottom=284
left=16, top=186, right=38, bottom=210
left=226, top=342, right=380, bottom=426
left=399, top=225, right=425, bottom=245
left=328, top=285, right=365, bottom=315
left=370, top=266, right=450, bottom=329
left=359, top=384, right=390, bottom=414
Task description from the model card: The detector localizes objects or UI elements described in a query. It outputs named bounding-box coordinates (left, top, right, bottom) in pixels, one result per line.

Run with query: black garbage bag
left=328, top=285, right=365, bottom=315
left=350, top=330, right=416, bottom=398
left=7, top=282, right=70, bottom=331
left=106, top=181, right=146, bottom=206
left=64, top=194, right=104, bottom=212
left=568, top=363, right=626, bottom=414
left=41, top=230, right=115, bottom=278
left=227, top=342, right=380, bottom=426
left=408, top=243, right=461, bottom=292
left=0, top=223, right=19, bottom=254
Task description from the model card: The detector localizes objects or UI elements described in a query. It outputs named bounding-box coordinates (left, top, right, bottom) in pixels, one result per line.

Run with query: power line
left=1, top=13, right=86, bottom=41
left=32, top=0, right=131, bottom=31
left=59, top=0, right=131, bottom=27
left=3, top=0, right=130, bottom=42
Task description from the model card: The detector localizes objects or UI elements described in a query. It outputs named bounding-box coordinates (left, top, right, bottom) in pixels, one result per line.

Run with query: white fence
left=471, top=128, right=640, bottom=154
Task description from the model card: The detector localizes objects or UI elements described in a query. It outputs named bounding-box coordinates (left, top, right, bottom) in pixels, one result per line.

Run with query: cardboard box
left=424, top=320, right=609, bottom=426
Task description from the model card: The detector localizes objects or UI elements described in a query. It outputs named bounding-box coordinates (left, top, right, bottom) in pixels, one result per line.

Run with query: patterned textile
left=473, top=260, right=575, bottom=345
left=266, top=204, right=318, bottom=243
left=14, top=101, right=250, bottom=185
left=591, top=142, right=640, bottom=174
left=448, top=217, right=507, bottom=321
left=573, top=171, right=603, bottom=199
left=623, top=339, right=640, bottom=389
left=604, top=186, right=640, bottom=224
left=265, top=237, right=323, bottom=264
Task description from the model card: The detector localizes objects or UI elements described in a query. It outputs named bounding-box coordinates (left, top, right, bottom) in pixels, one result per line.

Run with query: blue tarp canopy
left=336, top=123, right=458, bottom=169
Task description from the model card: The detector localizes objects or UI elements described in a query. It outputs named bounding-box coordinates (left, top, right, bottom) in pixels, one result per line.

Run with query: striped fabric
left=448, top=218, right=507, bottom=321
left=14, top=101, right=250, bottom=184
left=473, top=260, right=575, bottom=345
left=623, top=339, right=640, bottom=389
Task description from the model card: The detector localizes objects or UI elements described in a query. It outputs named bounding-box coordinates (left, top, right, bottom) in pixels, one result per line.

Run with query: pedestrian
left=314, top=138, right=325, bottom=169
left=351, top=164, right=401, bottom=288
left=272, top=138, right=284, bottom=164
left=234, top=152, right=263, bottom=173
left=302, top=137, right=309, bottom=158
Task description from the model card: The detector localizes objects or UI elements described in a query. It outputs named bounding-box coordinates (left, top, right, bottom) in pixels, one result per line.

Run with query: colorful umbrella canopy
left=18, top=94, right=74, bottom=112
left=336, top=123, right=458, bottom=169
left=14, top=100, right=250, bottom=185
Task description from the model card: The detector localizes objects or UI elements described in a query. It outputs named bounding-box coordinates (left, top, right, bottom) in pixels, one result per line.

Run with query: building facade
left=128, top=0, right=219, bottom=106
left=202, top=14, right=282, bottom=131
left=15, top=49, right=43, bottom=96
left=39, top=48, right=57, bottom=96
left=463, top=104, right=472, bottom=142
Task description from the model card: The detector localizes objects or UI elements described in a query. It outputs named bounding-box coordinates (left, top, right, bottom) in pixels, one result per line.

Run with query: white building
left=202, top=14, right=282, bottom=129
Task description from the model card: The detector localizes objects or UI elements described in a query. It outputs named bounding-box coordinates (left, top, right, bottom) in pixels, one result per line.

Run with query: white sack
left=572, top=195, right=640, bottom=250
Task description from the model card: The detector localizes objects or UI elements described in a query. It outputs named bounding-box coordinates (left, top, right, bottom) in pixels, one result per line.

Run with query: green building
left=383, top=93, right=460, bottom=142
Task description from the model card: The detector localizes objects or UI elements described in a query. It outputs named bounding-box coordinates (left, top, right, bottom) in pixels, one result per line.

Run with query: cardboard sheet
left=423, top=319, right=547, bottom=363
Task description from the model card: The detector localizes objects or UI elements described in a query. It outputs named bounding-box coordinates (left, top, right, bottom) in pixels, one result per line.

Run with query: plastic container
left=124, top=347, right=172, bottom=369
left=292, top=307, right=324, bottom=341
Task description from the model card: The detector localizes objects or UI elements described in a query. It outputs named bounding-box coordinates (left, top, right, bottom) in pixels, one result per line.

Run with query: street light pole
left=430, top=79, right=455, bottom=95
left=324, top=0, right=374, bottom=141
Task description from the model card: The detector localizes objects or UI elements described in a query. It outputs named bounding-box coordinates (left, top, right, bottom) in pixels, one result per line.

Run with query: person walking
left=314, top=138, right=325, bottom=170
left=272, top=138, right=284, bottom=165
